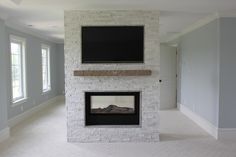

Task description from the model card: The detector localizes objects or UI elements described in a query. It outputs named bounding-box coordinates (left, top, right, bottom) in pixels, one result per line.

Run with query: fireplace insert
left=85, top=92, right=140, bottom=126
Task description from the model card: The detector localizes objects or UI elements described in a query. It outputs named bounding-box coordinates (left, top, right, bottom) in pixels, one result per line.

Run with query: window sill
left=12, top=98, right=27, bottom=107
left=41, top=89, right=51, bottom=95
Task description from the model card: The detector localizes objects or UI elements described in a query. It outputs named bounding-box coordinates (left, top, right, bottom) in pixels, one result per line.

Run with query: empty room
left=0, top=0, right=236, bottom=156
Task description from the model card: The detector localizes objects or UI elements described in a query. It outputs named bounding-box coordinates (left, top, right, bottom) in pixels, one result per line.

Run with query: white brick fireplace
left=65, top=10, right=160, bottom=142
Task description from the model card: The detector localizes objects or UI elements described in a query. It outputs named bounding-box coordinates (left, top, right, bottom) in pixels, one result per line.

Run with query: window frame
left=10, top=35, right=27, bottom=105
left=41, top=44, right=51, bottom=93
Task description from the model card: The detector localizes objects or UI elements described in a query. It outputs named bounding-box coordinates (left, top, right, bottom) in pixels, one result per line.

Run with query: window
left=41, top=45, right=51, bottom=92
left=10, top=35, right=26, bottom=103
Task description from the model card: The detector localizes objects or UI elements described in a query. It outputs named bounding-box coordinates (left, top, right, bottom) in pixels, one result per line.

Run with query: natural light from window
left=42, top=45, right=51, bottom=92
left=10, top=36, right=26, bottom=103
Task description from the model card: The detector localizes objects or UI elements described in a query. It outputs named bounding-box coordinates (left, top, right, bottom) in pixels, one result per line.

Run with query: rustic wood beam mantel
left=74, top=70, right=152, bottom=76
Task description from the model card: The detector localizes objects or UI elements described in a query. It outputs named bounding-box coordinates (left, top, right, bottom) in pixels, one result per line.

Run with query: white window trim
left=41, top=44, right=51, bottom=94
left=10, top=35, right=27, bottom=106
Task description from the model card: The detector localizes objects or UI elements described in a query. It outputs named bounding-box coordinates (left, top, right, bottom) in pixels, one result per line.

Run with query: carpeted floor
left=0, top=100, right=235, bottom=157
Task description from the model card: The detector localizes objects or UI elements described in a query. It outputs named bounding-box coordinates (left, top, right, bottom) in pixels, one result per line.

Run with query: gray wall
left=219, top=18, right=236, bottom=128
left=0, top=19, right=65, bottom=132
left=56, top=44, right=65, bottom=95
left=178, top=19, right=220, bottom=127
left=0, top=19, right=8, bottom=131
left=4, top=27, right=63, bottom=119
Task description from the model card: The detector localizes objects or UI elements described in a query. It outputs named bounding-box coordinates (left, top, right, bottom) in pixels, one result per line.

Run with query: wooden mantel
left=74, top=70, right=152, bottom=76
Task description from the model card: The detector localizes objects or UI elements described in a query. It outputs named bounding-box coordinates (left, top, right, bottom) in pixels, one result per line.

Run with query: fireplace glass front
left=85, top=92, right=140, bottom=126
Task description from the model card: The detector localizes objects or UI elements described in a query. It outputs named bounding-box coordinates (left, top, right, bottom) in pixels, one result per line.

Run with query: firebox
left=85, top=92, right=140, bottom=126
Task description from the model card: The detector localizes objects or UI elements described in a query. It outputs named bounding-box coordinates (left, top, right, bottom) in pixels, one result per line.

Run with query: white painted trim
left=0, top=127, right=10, bottom=143
left=177, top=102, right=181, bottom=110
left=165, top=13, right=219, bottom=43
left=10, top=35, right=28, bottom=106
left=219, top=12, right=236, bottom=18
left=179, top=104, right=218, bottom=139
left=217, top=128, right=236, bottom=140
left=41, top=44, right=51, bottom=93
left=8, top=95, right=65, bottom=128
left=5, top=21, right=64, bottom=44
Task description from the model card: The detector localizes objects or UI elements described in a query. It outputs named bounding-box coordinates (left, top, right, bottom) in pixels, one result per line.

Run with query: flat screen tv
left=81, top=26, right=144, bottom=63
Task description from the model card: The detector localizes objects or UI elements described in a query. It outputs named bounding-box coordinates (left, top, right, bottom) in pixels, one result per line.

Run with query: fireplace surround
left=65, top=10, right=160, bottom=142
left=85, top=92, right=140, bottom=126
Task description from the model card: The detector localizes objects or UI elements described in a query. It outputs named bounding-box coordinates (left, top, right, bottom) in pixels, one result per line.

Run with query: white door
left=160, top=45, right=177, bottom=110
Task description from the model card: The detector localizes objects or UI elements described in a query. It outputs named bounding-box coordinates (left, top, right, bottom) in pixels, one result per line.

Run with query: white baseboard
left=217, top=128, right=236, bottom=140
left=177, top=102, right=181, bottom=110
left=0, top=127, right=10, bottom=143
left=8, top=95, right=65, bottom=128
left=179, top=104, right=218, bottom=139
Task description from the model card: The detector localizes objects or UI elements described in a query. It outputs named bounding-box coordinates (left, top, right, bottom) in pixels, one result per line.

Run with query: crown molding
left=164, top=12, right=236, bottom=43
left=4, top=21, right=64, bottom=44
left=218, top=12, right=236, bottom=18
left=164, top=13, right=219, bottom=43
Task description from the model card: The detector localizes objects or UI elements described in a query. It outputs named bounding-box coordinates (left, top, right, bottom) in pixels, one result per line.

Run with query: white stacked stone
left=65, top=10, right=160, bottom=142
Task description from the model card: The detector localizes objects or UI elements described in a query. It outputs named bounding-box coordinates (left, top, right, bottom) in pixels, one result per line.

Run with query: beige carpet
left=0, top=101, right=235, bottom=157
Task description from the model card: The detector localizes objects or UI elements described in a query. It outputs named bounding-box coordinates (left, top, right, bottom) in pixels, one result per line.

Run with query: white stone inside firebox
left=91, top=96, right=134, bottom=109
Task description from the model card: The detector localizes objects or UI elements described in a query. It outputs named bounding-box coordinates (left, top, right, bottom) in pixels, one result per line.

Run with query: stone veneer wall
left=65, top=10, right=160, bottom=142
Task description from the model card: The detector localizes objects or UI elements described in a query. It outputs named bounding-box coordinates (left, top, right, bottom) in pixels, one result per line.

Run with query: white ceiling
left=0, top=0, right=236, bottom=43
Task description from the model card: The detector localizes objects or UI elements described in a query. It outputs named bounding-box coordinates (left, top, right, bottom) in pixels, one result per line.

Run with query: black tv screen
left=81, top=26, right=144, bottom=63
